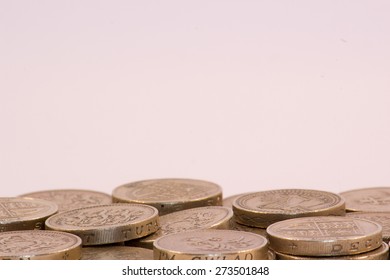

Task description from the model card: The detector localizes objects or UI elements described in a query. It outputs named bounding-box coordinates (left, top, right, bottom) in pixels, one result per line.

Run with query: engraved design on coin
left=162, top=212, right=219, bottom=235
left=237, top=189, right=342, bottom=214
left=53, top=208, right=144, bottom=227
left=22, top=190, right=112, bottom=212
left=0, top=231, right=80, bottom=255
left=125, top=182, right=214, bottom=201
left=273, top=220, right=364, bottom=237
left=0, top=198, right=57, bottom=221
left=183, top=236, right=255, bottom=251
left=46, top=204, right=159, bottom=232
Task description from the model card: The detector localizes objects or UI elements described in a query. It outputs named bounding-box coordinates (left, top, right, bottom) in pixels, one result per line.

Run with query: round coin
left=21, top=189, right=112, bottom=212
left=127, top=206, right=233, bottom=249
left=112, top=178, right=222, bottom=215
left=340, top=187, right=390, bottom=212
left=0, top=230, right=82, bottom=260
left=81, top=245, right=153, bottom=260
left=233, top=189, right=345, bottom=228
left=347, top=212, right=390, bottom=243
left=45, top=204, right=159, bottom=245
left=154, top=229, right=269, bottom=260
left=274, top=242, right=389, bottom=260
left=267, top=216, right=383, bottom=256
left=223, top=193, right=251, bottom=208
left=0, top=197, right=58, bottom=231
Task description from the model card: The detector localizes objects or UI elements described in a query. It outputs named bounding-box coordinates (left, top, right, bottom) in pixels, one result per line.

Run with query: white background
left=1, top=1, right=390, bottom=198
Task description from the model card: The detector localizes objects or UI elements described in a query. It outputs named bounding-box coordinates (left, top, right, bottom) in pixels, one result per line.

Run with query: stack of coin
left=267, top=216, right=388, bottom=260
left=45, top=203, right=160, bottom=245
left=233, top=189, right=346, bottom=228
left=112, top=178, right=222, bottom=215
left=153, top=229, right=269, bottom=260
left=20, top=189, right=112, bottom=213
left=126, top=206, right=233, bottom=249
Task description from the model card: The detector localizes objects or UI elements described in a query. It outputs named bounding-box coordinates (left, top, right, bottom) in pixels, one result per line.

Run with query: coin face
left=347, top=212, right=390, bottom=243
left=45, top=204, right=159, bottom=245
left=267, top=216, right=383, bottom=256
left=233, top=189, right=345, bottom=228
left=21, top=189, right=112, bottom=212
left=154, top=229, right=269, bottom=260
left=0, top=230, right=82, bottom=260
left=112, top=178, right=222, bottom=215
left=128, top=206, right=233, bottom=248
left=81, top=246, right=153, bottom=260
left=340, top=187, right=390, bottom=212
left=0, top=197, right=58, bottom=231
left=275, top=242, right=389, bottom=260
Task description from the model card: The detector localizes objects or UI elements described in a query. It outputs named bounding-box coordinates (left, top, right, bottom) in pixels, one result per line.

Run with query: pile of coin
left=1, top=180, right=390, bottom=260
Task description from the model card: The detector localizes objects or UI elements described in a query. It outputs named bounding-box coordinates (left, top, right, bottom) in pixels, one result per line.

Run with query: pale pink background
left=1, top=1, right=390, bottom=198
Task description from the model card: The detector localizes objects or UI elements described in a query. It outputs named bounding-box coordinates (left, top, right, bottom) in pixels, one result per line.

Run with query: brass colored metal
left=112, top=178, right=222, bottom=215
left=127, top=206, right=233, bottom=249
left=340, top=187, right=390, bottom=212
left=233, top=189, right=345, bottom=228
left=21, top=189, right=112, bottom=213
left=267, top=216, right=383, bottom=256
left=228, top=218, right=268, bottom=238
left=223, top=193, right=251, bottom=208
left=0, top=230, right=82, bottom=260
left=0, top=197, right=58, bottom=231
left=347, top=212, right=390, bottom=243
left=81, top=245, right=153, bottom=260
left=154, top=229, right=269, bottom=260
left=45, top=203, right=159, bottom=245
left=275, top=242, right=389, bottom=260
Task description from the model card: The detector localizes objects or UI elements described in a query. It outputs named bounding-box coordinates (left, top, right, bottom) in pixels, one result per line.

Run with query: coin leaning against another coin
left=45, top=203, right=159, bottom=245
left=266, top=216, right=383, bottom=256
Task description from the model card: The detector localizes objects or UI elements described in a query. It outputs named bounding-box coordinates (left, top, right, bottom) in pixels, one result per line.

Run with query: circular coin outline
left=340, top=187, right=390, bottom=212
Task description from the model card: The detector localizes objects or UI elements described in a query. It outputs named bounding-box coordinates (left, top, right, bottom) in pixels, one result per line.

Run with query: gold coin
left=274, top=242, right=389, bottom=260
left=233, top=189, right=345, bottom=228
left=0, top=197, right=58, bottom=231
left=112, top=178, right=222, bottom=215
left=45, top=203, right=159, bottom=245
left=267, top=216, right=383, bottom=256
left=81, top=245, right=153, bottom=260
left=0, top=230, right=82, bottom=260
left=21, top=189, right=112, bottom=212
left=127, top=206, right=233, bottom=249
left=223, top=193, right=251, bottom=208
left=347, top=212, right=390, bottom=243
left=228, top=218, right=268, bottom=238
left=154, top=229, right=269, bottom=260
left=340, top=187, right=390, bottom=212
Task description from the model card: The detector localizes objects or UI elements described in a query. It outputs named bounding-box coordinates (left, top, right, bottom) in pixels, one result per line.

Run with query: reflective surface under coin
left=0, top=230, right=82, bottom=260
left=127, top=206, right=233, bottom=249
left=340, top=187, right=390, bottom=212
left=266, top=216, right=383, bottom=256
left=21, top=189, right=112, bottom=212
left=45, top=204, right=159, bottom=245
left=347, top=212, right=390, bottom=243
left=0, top=197, right=58, bottom=231
left=275, top=242, right=389, bottom=260
left=112, top=178, right=222, bottom=215
left=154, top=229, right=269, bottom=260
left=81, top=246, right=153, bottom=260
left=233, top=189, right=345, bottom=228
